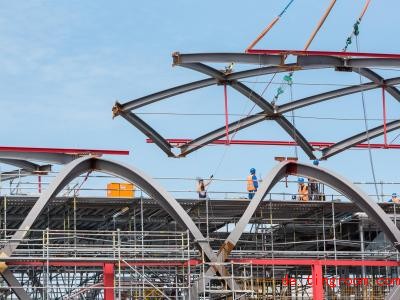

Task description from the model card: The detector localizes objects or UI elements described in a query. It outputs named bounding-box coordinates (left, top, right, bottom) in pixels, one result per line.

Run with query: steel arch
left=114, top=52, right=400, bottom=159
left=193, top=161, right=400, bottom=294
left=321, top=120, right=400, bottom=159
left=0, top=156, right=238, bottom=299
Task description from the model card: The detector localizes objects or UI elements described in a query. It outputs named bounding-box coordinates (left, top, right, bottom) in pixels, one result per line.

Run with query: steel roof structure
left=113, top=52, right=400, bottom=159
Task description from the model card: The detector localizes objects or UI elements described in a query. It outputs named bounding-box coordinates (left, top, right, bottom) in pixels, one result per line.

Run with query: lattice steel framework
left=112, top=52, right=400, bottom=159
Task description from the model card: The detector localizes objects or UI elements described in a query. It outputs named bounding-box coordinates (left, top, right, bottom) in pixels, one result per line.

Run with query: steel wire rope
left=355, top=36, right=381, bottom=202
left=289, top=79, right=298, bottom=158
left=245, top=0, right=295, bottom=51
left=205, top=61, right=278, bottom=196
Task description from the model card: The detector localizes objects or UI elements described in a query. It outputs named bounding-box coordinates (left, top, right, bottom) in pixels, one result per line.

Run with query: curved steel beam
left=113, top=64, right=303, bottom=116
left=114, top=78, right=217, bottom=113
left=180, top=76, right=400, bottom=157
left=321, top=120, right=400, bottom=159
left=198, top=161, right=400, bottom=289
left=178, top=62, right=316, bottom=159
left=180, top=113, right=267, bottom=157
left=230, top=81, right=316, bottom=159
left=353, top=68, right=400, bottom=102
left=115, top=52, right=400, bottom=159
left=277, top=81, right=379, bottom=113
left=0, top=157, right=238, bottom=294
left=119, top=111, right=175, bottom=157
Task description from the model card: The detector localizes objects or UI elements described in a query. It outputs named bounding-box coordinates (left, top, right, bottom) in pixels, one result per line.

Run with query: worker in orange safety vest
left=389, top=193, right=400, bottom=203
left=247, top=168, right=259, bottom=200
left=297, top=177, right=309, bottom=202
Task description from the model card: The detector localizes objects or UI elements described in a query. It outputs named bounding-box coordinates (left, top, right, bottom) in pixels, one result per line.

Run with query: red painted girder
left=229, top=258, right=400, bottom=267
left=0, top=146, right=129, bottom=155
left=246, top=49, right=400, bottom=59
left=146, top=138, right=400, bottom=150
left=103, top=263, right=114, bottom=300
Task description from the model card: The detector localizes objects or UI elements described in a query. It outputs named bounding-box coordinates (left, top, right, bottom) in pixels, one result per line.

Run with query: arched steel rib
left=0, top=157, right=238, bottom=296
left=114, top=62, right=322, bottom=115
left=353, top=68, right=400, bottom=102
left=115, top=78, right=217, bottom=113
left=115, top=53, right=400, bottom=159
left=179, top=113, right=267, bottom=156
left=178, top=62, right=316, bottom=159
left=321, top=120, right=400, bottom=159
left=119, top=111, right=175, bottom=157
left=194, top=160, right=400, bottom=293
left=230, top=81, right=316, bottom=159
left=277, top=81, right=378, bottom=113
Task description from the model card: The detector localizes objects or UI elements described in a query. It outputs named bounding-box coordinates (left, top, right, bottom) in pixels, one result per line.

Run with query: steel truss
left=113, top=52, right=400, bottom=159
left=1, top=157, right=400, bottom=299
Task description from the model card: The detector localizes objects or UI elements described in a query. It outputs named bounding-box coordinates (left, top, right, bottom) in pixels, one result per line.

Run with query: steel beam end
left=218, top=241, right=235, bottom=260
left=0, top=252, right=8, bottom=273
left=172, top=51, right=181, bottom=66
left=112, top=102, right=123, bottom=119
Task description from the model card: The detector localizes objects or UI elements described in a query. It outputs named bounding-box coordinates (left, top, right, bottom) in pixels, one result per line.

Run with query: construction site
left=2, top=1, right=400, bottom=299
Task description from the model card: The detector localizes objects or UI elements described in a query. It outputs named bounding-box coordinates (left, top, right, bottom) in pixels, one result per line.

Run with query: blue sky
left=1, top=1, right=400, bottom=199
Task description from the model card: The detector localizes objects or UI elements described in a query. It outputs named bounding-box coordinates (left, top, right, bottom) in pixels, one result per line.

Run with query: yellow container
left=107, top=182, right=135, bottom=198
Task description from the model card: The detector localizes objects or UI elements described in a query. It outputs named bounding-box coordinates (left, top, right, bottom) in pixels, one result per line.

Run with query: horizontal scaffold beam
left=7, top=258, right=400, bottom=268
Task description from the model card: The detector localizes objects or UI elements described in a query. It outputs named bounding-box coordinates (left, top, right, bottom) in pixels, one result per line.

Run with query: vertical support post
left=382, top=86, right=388, bottom=147
left=103, top=263, right=115, bottom=300
left=359, top=220, right=367, bottom=298
left=38, top=175, right=42, bottom=194
left=311, top=262, right=323, bottom=300
left=223, top=84, right=230, bottom=144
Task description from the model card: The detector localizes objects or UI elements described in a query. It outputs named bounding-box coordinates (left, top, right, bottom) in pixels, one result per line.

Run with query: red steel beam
left=146, top=138, right=400, bottom=150
left=103, top=263, right=114, bottom=300
left=229, top=258, right=400, bottom=267
left=311, top=263, right=324, bottom=300
left=0, top=146, right=129, bottom=156
left=246, top=49, right=400, bottom=59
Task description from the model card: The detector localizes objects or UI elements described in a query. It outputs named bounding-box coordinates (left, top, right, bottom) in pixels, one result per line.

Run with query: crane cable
left=245, top=0, right=295, bottom=52
left=343, top=0, right=371, bottom=51
left=206, top=71, right=278, bottom=190
left=356, top=36, right=381, bottom=202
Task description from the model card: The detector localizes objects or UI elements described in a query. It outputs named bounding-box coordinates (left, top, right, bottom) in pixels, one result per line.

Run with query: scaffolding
left=0, top=159, right=400, bottom=299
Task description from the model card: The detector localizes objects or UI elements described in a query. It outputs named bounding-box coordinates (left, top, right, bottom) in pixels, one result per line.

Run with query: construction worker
left=196, top=176, right=213, bottom=199
left=389, top=193, right=400, bottom=203
left=247, top=168, right=258, bottom=200
left=297, top=177, right=309, bottom=202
